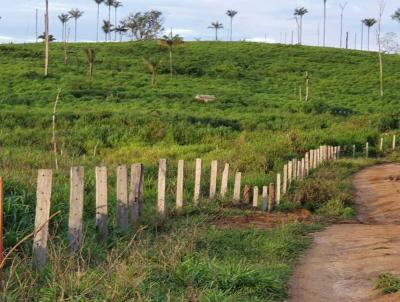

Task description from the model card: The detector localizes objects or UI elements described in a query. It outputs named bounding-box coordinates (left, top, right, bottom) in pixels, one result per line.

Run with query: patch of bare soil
left=215, top=209, right=311, bottom=230
left=288, top=163, right=400, bottom=302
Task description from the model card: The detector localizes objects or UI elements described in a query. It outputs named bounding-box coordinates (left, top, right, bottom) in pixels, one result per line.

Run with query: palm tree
left=113, top=1, right=123, bottom=41
left=102, top=20, right=113, bottom=41
left=58, top=13, right=70, bottom=42
left=69, top=9, right=84, bottom=42
left=362, top=18, right=377, bottom=51
left=208, top=21, right=224, bottom=41
left=323, top=0, right=327, bottom=47
left=38, top=33, right=56, bottom=42
left=94, top=0, right=104, bottom=42
left=226, top=10, right=238, bottom=42
left=339, top=2, right=347, bottom=48
left=392, top=9, right=400, bottom=23
left=158, top=32, right=184, bottom=77
left=114, top=24, right=127, bottom=41
left=294, top=7, right=308, bottom=45
left=104, top=0, right=115, bottom=40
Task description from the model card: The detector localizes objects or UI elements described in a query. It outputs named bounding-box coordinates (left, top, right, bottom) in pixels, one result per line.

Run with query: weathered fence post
left=276, top=174, right=281, bottom=204
left=68, top=167, right=84, bottom=252
left=352, top=145, right=356, bottom=159
left=338, top=146, right=341, bottom=159
left=310, top=150, right=314, bottom=169
left=33, top=170, right=52, bottom=268
left=130, top=164, right=144, bottom=225
left=292, top=159, right=297, bottom=180
left=194, top=158, right=202, bottom=205
left=176, top=160, right=184, bottom=210
left=393, top=135, right=396, bottom=150
left=220, top=163, right=229, bottom=198
left=380, top=138, right=384, bottom=152
left=116, top=166, right=129, bottom=230
left=253, top=186, right=259, bottom=208
left=283, top=164, right=288, bottom=194
left=288, top=161, right=293, bottom=185
left=268, top=183, right=275, bottom=213
left=262, top=186, right=268, bottom=211
left=304, top=153, right=309, bottom=176
left=209, top=160, right=218, bottom=200
left=243, top=185, right=251, bottom=204
left=157, top=159, right=167, bottom=216
left=296, top=159, right=301, bottom=179
left=301, top=158, right=305, bottom=179
left=233, top=172, right=241, bottom=204
left=95, top=167, right=108, bottom=237
left=366, top=142, right=369, bottom=158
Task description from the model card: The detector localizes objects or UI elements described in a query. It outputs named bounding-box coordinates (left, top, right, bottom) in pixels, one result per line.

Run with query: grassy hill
left=0, top=41, right=399, bottom=301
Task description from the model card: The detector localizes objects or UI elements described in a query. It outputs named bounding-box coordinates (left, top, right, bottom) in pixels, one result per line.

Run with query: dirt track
left=288, top=163, right=400, bottom=302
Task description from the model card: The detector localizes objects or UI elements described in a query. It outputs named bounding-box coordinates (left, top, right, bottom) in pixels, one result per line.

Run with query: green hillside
left=0, top=41, right=399, bottom=301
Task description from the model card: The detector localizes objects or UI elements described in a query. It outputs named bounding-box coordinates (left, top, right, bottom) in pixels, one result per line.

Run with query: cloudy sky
left=0, top=0, right=399, bottom=50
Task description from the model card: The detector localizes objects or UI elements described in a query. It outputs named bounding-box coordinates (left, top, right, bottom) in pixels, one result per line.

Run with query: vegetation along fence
left=0, top=134, right=398, bottom=271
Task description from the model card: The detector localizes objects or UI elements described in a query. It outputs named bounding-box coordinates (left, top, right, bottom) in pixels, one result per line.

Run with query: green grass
left=375, top=273, right=400, bottom=295
left=0, top=41, right=399, bottom=300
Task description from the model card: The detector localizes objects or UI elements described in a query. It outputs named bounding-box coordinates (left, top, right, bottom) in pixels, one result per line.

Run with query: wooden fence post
left=262, top=186, right=268, bottom=211
left=243, top=185, right=251, bottom=204
left=301, top=158, right=305, bottom=179
left=366, top=142, right=369, bottom=158
left=209, top=160, right=218, bottom=200
left=33, top=170, right=52, bottom=268
left=176, top=160, right=184, bottom=210
left=276, top=174, right=281, bottom=204
left=296, top=159, right=301, bottom=179
left=380, top=138, right=384, bottom=152
left=220, top=163, right=229, bottom=198
left=95, top=167, right=108, bottom=237
left=304, top=153, right=309, bottom=176
left=194, top=158, right=202, bottom=205
left=68, top=167, right=84, bottom=252
left=253, top=186, right=259, bottom=208
left=288, top=161, right=293, bottom=185
left=338, top=146, right=341, bottom=159
left=116, top=166, right=128, bottom=230
left=233, top=172, right=241, bottom=204
left=130, top=164, right=144, bottom=225
left=292, top=159, right=297, bottom=180
left=268, top=183, right=275, bottom=213
left=283, top=164, right=288, bottom=194
left=352, top=145, right=356, bottom=159
left=393, top=135, right=396, bottom=150
left=157, top=159, right=167, bottom=216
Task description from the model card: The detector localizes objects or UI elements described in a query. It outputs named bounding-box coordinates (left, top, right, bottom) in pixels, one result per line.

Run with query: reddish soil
left=288, top=163, right=400, bottom=302
left=215, top=209, right=311, bottom=230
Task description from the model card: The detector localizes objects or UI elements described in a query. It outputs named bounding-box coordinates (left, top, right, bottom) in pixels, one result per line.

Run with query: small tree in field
left=143, top=57, right=162, bottom=87
left=84, top=48, right=95, bottom=81
left=158, top=33, right=184, bottom=77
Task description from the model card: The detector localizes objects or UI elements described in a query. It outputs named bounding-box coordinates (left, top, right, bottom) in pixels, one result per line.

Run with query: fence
left=0, top=134, right=397, bottom=269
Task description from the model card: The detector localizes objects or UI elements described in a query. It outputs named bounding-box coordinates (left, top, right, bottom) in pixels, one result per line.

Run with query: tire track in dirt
left=288, top=163, right=400, bottom=302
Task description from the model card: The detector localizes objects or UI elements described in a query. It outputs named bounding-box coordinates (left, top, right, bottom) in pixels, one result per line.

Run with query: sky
left=0, top=0, right=399, bottom=50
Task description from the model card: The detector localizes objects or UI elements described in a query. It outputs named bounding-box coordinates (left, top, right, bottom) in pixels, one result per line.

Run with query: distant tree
left=339, top=2, right=348, bottom=48
left=323, top=0, right=327, bottom=46
left=113, top=1, right=123, bottom=41
left=158, top=32, right=184, bottom=77
left=69, top=9, right=84, bottom=42
left=83, top=48, right=95, bottom=80
left=114, top=24, right=128, bottom=41
left=208, top=21, right=224, bottom=41
left=58, top=13, right=70, bottom=42
left=143, top=57, right=162, bottom=87
left=102, top=20, right=113, bottom=41
left=44, top=0, right=49, bottom=76
left=362, top=18, right=377, bottom=50
left=122, top=11, right=164, bottom=40
left=104, top=0, right=115, bottom=40
left=226, top=10, right=238, bottom=41
left=38, top=32, right=56, bottom=42
left=94, top=0, right=104, bottom=42
left=392, top=9, right=400, bottom=23
left=294, top=7, right=308, bottom=45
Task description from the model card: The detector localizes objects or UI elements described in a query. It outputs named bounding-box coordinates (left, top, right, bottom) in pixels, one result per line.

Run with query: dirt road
left=288, top=163, right=400, bottom=302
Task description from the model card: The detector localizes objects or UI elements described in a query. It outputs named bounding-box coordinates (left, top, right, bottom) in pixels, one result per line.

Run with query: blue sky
left=0, top=0, right=399, bottom=49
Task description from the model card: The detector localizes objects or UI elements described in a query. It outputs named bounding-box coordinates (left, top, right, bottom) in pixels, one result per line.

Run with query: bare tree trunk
left=323, top=0, right=326, bottom=47
left=44, top=0, right=49, bottom=77
left=97, top=4, right=100, bottom=42
left=361, top=22, right=364, bottom=50
left=52, top=90, right=61, bottom=170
